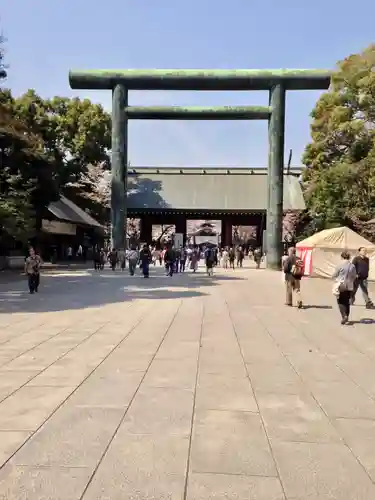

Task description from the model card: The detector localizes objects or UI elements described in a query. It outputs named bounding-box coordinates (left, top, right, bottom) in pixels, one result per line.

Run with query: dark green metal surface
left=267, top=84, right=286, bottom=270
left=125, top=106, right=271, bottom=120
left=111, top=84, right=127, bottom=250
left=69, top=69, right=332, bottom=91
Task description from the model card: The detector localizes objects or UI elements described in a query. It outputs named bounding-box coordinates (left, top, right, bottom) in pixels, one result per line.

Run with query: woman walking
left=332, top=251, right=357, bottom=325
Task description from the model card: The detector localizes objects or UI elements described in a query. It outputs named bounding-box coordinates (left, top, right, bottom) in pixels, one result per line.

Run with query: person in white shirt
left=221, top=248, right=229, bottom=269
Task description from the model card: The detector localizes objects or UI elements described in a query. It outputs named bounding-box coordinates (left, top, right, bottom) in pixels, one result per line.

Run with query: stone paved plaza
left=0, top=263, right=375, bottom=499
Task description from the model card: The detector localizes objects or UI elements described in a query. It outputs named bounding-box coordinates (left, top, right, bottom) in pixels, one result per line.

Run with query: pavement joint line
left=235, top=290, right=375, bottom=489
left=189, top=469, right=279, bottom=478
left=0, top=303, right=135, bottom=389
left=224, top=293, right=289, bottom=500
left=265, top=296, right=375, bottom=410
left=183, top=301, right=205, bottom=500
left=0, top=300, right=153, bottom=473
left=0, top=315, right=44, bottom=334
left=78, top=299, right=184, bottom=500
left=0, top=317, right=89, bottom=350
left=0, top=316, right=57, bottom=346
left=10, top=465, right=91, bottom=470
left=0, top=296, right=130, bottom=353
left=335, top=416, right=375, bottom=422
left=288, top=303, right=375, bottom=363
left=0, top=321, right=95, bottom=378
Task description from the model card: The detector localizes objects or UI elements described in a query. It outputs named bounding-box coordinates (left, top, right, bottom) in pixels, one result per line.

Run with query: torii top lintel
left=69, top=69, right=332, bottom=91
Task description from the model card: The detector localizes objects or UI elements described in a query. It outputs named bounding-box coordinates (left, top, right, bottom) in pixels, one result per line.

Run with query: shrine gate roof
left=126, top=167, right=305, bottom=213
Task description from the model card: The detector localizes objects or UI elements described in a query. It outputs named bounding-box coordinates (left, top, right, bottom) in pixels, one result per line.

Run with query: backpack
left=291, top=258, right=304, bottom=278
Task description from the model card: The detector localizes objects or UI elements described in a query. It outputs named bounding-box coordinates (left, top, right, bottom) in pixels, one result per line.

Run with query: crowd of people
left=283, top=246, right=374, bottom=325
left=91, top=244, right=264, bottom=278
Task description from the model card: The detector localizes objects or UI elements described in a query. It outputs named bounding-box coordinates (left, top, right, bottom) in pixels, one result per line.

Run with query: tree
left=0, top=99, right=59, bottom=240
left=152, top=225, right=175, bottom=247
left=12, top=91, right=111, bottom=189
left=0, top=87, right=113, bottom=248
left=127, top=218, right=140, bottom=247
left=64, top=163, right=110, bottom=224
left=302, top=44, right=375, bottom=239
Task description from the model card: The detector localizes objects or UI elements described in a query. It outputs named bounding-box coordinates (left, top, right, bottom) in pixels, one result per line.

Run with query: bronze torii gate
left=69, top=69, right=331, bottom=269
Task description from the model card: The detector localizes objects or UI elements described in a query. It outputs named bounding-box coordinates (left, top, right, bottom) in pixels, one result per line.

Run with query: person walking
left=118, top=248, right=126, bottom=271
left=151, top=247, right=159, bottom=266
left=221, top=247, right=229, bottom=269
left=139, top=244, right=151, bottom=278
left=283, top=247, right=304, bottom=309
left=174, top=247, right=181, bottom=274
left=179, top=246, right=187, bottom=272
left=99, top=249, right=106, bottom=270
left=351, top=247, right=374, bottom=309
left=164, top=244, right=176, bottom=277
left=190, top=247, right=199, bottom=273
left=67, top=246, right=73, bottom=264
left=281, top=249, right=289, bottom=282
left=109, top=248, right=118, bottom=271
left=236, top=246, right=245, bottom=267
left=254, top=247, right=262, bottom=269
left=332, top=251, right=357, bottom=325
left=228, top=247, right=235, bottom=270
left=204, top=246, right=215, bottom=277
left=93, top=247, right=101, bottom=271
left=127, top=247, right=139, bottom=276
left=24, top=247, right=41, bottom=294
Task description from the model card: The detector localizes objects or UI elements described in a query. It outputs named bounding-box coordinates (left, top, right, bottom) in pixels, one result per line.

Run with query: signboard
left=174, top=233, right=184, bottom=248
left=194, top=235, right=218, bottom=245
left=42, top=220, right=77, bottom=235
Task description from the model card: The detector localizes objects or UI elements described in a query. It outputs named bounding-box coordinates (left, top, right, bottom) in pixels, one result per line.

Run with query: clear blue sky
left=1, top=0, right=374, bottom=167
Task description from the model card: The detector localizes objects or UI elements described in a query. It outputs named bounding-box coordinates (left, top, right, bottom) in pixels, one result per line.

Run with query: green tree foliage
left=302, top=44, right=375, bottom=239
left=12, top=91, right=111, bottom=187
left=0, top=102, right=59, bottom=239
left=0, top=88, right=112, bottom=241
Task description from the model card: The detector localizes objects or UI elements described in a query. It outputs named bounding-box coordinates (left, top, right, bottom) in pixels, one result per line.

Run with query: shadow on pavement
left=302, top=305, right=333, bottom=310
left=351, top=318, right=375, bottom=325
left=0, top=267, right=245, bottom=314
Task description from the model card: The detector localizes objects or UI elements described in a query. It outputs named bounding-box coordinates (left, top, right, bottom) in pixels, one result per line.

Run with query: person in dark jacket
left=139, top=244, right=151, bottom=278
left=164, top=244, right=176, bottom=277
left=351, top=247, right=373, bottom=308
left=283, top=247, right=303, bottom=309
left=93, top=247, right=101, bottom=271
left=253, top=247, right=262, bottom=269
left=109, top=248, right=118, bottom=271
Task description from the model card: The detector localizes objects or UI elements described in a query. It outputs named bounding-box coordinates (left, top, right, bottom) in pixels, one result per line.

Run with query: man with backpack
left=283, top=247, right=304, bottom=308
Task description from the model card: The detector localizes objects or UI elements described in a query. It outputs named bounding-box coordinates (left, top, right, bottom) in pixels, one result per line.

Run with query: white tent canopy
left=296, top=226, right=375, bottom=279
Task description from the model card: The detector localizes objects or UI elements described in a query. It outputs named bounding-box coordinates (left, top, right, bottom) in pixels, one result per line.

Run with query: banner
left=297, top=247, right=313, bottom=276
left=42, top=219, right=76, bottom=235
